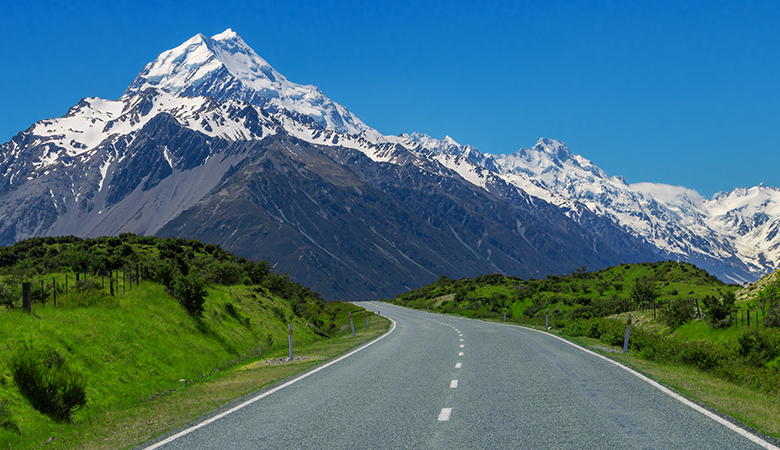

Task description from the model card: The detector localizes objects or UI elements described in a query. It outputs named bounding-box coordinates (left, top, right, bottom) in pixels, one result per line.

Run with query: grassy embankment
left=0, top=280, right=389, bottom=449
left=0, top=236, right=391, bottom=449
left=385, top=261, right=780, bottom=440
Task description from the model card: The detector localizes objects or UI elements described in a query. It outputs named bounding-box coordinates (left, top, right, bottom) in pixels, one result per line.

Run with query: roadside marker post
left=504, top=309, right=507, bottom=323
left=623, top=314, right=632, bottom=354
left=365, top=311, right=369, bottom=328
left=349, top=312, right=355, bottom=336
left=545, top=309, right=549, bottom=330
left=378, top=310, right=380, bottom=322
left=288, top=324, right=294, bottom=361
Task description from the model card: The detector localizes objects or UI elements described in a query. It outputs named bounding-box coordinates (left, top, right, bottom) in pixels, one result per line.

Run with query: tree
left=630, top=277, right=659, bottom=306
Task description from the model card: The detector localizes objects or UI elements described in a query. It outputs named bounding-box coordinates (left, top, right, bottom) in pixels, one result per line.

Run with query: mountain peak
left=124, top=29, right=372, bottom=136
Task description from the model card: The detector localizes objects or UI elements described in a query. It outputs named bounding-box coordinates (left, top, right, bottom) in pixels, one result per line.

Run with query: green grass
left=0, top=281, right=382, bottom=449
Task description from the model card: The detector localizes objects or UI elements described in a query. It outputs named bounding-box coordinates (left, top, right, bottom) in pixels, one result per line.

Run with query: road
left=141, top=302, right=779, bottom=449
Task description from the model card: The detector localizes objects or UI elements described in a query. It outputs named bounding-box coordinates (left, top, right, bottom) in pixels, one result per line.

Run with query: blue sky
left=2, top=0, right=778, bottom=197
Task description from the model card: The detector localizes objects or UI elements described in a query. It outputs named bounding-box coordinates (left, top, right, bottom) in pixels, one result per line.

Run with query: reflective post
left=623, top=314, right=632, bottom=354
left=288, top=324, right=293, bottom=361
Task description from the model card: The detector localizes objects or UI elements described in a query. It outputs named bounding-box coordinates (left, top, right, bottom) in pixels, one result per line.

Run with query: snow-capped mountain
left=406, top=135, right=779, bottom=283
left=0, top=28, right=775, bottom=299
left=125, top=29, right=381, bottom=140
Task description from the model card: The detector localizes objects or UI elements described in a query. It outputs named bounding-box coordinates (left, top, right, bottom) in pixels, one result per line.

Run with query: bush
left=701, top=292, right=736, bottom=328
left=766, top=305, right=780, bottom=328
left=736, top=329, right=780, bottom=368
left=61, top=279, right=119, bottom=308
left=8, top=343, right=87, bottom=422
left=661, top=298, right=696, bottom=329
left=0, top=284, right=16, bottom=308
left=171, top=270, right=208, bottom=316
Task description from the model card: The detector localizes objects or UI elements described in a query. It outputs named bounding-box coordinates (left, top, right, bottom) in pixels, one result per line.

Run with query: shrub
left=0, top=284, right=16, bottom=308
left=171, top=270, right=208, bottom=317
left=661, top=298, right=696, bottom=329
left=8, top=343, right=87, bottom=422
left=766, top=305, right=780, bottom=328
left=62, top=279, right=119, bottom=308
left=701, top=292, right=736, bottom=328
left=736, top=329, right=780, bottom=368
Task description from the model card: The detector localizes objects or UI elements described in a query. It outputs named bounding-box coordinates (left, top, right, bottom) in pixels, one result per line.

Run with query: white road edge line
left=523, top=326, right=780, bottom=450
left=438, top=407, right=453, bottom=421
left=142, top=314, right=398, bottom=449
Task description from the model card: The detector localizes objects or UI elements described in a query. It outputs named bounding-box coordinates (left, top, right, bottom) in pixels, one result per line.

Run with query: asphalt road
left=141, top=302, right=779, bottom=449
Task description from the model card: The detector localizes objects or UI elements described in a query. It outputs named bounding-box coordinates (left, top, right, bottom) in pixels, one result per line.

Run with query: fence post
left=53, top=278, right=56, bottom=307
left=288, top=324, right=294, bottom=362
left=22, top=282, right=31, bottom=313
left=349, top=312, right=355, bottom=336
left=110, top=271, right=114, bottom=296
left=623, top=313, right=632, bottom=354
left=41, top=279, right=45, bottom=307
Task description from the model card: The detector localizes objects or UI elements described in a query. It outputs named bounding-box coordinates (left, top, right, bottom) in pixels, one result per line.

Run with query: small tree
left=630, top=277, right=659, bottom=308
left=701, top=292, right=736, bottom=328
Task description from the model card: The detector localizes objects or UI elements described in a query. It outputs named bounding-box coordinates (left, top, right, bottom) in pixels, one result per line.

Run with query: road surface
left=140, top=302, right=779, bottom=449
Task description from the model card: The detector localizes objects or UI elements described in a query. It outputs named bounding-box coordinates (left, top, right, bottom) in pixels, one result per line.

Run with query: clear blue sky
left=2, top=0, right=779, bottom=197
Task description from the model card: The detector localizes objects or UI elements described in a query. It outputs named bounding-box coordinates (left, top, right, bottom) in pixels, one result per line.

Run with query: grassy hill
left=389, top=261, right=739, bottom=322
left=0, top=235, right=383, bottom=449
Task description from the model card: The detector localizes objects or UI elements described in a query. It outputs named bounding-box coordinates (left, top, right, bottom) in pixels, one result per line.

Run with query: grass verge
left=13, top=317, right=391, bottom=450
left=565, top=335, right=780, bottom=440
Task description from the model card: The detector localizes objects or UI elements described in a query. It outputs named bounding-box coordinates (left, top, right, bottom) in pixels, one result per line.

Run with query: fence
left=11, top=264, right=145, bottom=313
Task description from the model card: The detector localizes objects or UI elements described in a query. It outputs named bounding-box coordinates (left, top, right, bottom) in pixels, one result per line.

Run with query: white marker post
left=623, top=313, right=632, bottom=354
left=378, top=310, right=380, bottom=322
left=365, top=311, right=369, bottom=328
left=545, top=309, right=549, bottom=330
left=349, top=312, right=355, bottom=336
left=504, top=309, right=507, bottom=323
left=288, top=323, right=294, bottom=361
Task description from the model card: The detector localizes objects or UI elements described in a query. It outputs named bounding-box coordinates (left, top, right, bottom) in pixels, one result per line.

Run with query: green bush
left=8, top=343, right=87, bottom=422
left=661, top=298, right=696, bottom=329
left=171, top=270, right=208, bottom=317
left=701, top=292, right=736, bottom=328
left=0, top=284, right=16, bottom=308
left=736, top=329, right=780, bottom=368
left=61, top=279, right=119, bottom=308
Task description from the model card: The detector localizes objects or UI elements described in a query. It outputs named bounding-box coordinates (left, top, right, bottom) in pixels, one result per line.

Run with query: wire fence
left=10, top=263, right=145, bottom=312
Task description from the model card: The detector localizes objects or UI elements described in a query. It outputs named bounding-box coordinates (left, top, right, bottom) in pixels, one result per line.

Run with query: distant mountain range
left=1, top=29, right=777, bottom=300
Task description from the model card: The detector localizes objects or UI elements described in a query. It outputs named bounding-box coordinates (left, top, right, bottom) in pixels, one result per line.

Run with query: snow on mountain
left=399, top=133, right=779, bottom=282
left=2, top=28, right=777, bottom=286
left=124, top=29, right=381, bottom=140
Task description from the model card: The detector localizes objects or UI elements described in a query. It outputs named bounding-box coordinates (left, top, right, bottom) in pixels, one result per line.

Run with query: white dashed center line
left=459, top=344, right=464, bottom=348
left=438, top=408, right=453, bottom=421
left=450, top=380, right=459, bottom=388
left=455, top=363, right=462, bottom=369
left=458, top=352, right=464, bottom=356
